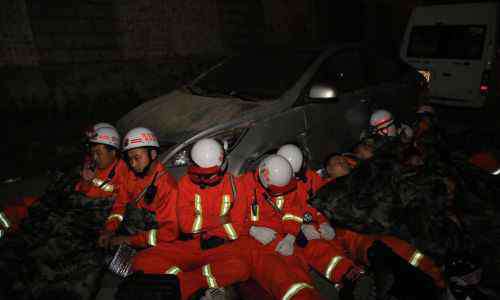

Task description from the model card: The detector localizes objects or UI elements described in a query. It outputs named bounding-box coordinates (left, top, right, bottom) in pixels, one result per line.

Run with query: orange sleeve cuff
left=105, top=219, right=120, bottom=232
left=129, top=232, right=147, bottom=248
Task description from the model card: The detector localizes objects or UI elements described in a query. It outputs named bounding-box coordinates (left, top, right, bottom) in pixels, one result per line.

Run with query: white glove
left=250, top=226, right=277, bottom=245
left=301, top=224, right=321, bottom=241
left=275, top=234, right=296, bottom=256
left=319, top=223, right=336, bottom=240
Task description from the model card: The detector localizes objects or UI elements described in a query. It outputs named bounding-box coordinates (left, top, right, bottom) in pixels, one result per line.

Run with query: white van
left=400, top=2, right=498, bottom=108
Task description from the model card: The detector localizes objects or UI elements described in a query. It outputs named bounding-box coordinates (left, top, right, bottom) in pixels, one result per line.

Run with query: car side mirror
left=308, top=84, right=339, bottom=101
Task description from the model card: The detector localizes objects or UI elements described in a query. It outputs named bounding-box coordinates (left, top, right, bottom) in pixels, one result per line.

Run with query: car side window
left=309, top=50, right=366, bottom=94
left=364, top=51, right=406, bottom=84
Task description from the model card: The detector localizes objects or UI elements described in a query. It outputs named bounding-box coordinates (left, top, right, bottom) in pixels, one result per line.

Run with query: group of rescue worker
left=0, top=106, right=458, bottom=300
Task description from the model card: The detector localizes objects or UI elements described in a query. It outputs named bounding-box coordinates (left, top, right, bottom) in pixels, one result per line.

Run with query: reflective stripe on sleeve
left=165, top=266, right=182, bottom=275
left=91, top=178, right=114, bottom=193
left=325, top=256, right=343, bottom=280
left=223, top=223, right=238, bottom=240
left=251, top=205, right=259, bottom=222
left=282, top=214, right=303, bottom=224
left=147, top=229, right=157, bottom=246
left=282, top=282, right=314, bottom=300
left=0, top=211, right=11, bottom=229
left=107, top=214, right=124, bottom=222
left=409, top=250, right=424, bottom=267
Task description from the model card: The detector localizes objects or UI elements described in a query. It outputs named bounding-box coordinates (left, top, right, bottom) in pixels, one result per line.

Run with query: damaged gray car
left=118, top=44, right=425, bottom=178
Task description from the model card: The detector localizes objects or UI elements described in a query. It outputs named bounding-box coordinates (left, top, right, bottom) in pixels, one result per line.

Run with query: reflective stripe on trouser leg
left=0, top=211, right=11, bottom=229
left=409, top=250, right=424, bottom=267
left=325, top=256, right=343, bottom=281
left=202, top=264, right=218, bottom=288
left=282, top=282, right=314, bottom=300
left=165, top=266, right=182, bottom=275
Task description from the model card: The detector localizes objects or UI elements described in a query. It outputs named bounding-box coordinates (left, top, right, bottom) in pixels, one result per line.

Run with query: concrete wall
left=1, top=0, right=418, bottom=119
left=0, top=1, right=38, bottom=66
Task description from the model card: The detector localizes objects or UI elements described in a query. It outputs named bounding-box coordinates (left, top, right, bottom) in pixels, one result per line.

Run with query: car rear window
left=193, top=51, right=319, bottom=100
left=407, top=25, right=486, bottom=60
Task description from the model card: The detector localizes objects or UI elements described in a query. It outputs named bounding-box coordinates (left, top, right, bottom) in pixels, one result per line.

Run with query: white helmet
left=277, top=144, right=303, bottom=174
left=122, top=127, right=160, bottom=151
left=94, top=122, right=115, bottom=131
left=89, top=126, right=120, bottom=149
left=191, top=138, right=224, bottom=168
left=370, top=109, right=397, bottom=137
left=258, top=155, right=293, bottom=188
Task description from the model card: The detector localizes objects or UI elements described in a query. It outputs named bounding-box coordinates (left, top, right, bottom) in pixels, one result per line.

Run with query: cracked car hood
left=117, top=90, right=262, bottom=142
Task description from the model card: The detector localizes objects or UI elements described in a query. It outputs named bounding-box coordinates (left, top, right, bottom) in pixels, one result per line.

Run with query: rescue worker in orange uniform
left=239, top=154, right=322, bottom=300
left=277, top=145, right=371, bottom=295
left=75, top=125, right=128, bottom=198
left=131, top=139, right=321, bottom=300
left=98, top=127, right=178, bottom=250
left=277, top=144, right=445, bottom=290
left=131, top=138, right=251, bottom=300
left=0, top=123, right=125, bottom=237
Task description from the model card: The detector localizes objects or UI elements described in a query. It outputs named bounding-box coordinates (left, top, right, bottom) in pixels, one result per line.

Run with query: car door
left=298, top=49, right=371, bottom=168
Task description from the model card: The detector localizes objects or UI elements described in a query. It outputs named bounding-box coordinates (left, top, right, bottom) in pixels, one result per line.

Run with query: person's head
left=353, top=139, right=374, bottom=160
left=325, top=153, right=353, bottom=179
left=399, top=124, right=414, bottom=144
left=122, top=127, right=159, bottom=177
left=88, top=126, right=120, bottom=169
left=188, top=138, right=226, bottom=187
left=277, top=144, right=304, bottom=175
left=257, top=154, right=296, bottom=196
left=369, top=109, right=397, bottom=137
left=415, top=105, right=437, bottom=133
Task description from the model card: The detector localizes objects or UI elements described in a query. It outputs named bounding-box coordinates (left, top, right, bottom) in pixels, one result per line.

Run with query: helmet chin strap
left=189, top=159, right=228, bottom=189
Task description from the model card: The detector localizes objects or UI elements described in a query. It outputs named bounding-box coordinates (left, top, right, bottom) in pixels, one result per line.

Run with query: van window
left=407, top=25, right=486, bottom=60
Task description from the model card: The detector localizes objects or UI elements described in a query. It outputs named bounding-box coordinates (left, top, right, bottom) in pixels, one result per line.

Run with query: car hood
left=117, top=90, right=262, bottom=142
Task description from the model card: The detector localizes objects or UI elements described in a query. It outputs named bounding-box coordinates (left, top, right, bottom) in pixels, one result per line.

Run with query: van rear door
left=407, top=25, right=487, bottom=106
left=401, top=3, right=498, bottom=108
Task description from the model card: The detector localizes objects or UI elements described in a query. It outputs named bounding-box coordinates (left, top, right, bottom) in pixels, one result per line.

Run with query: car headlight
left=165, top=127, right=249, bottom=168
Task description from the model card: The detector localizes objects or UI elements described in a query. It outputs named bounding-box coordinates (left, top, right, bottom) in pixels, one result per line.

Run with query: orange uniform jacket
left=239, top=173, right=304, bottom=237
left=104, top=162, right=179, bottom=248
left=177, top=173, right=249, bottom=241
left=75, top=159, right=129, bottom=199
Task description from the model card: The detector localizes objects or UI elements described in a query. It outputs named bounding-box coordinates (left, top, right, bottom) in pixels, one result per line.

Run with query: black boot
left=367, top=240, right=439, bottom=300
left=338, top=266, right=376, bottom=300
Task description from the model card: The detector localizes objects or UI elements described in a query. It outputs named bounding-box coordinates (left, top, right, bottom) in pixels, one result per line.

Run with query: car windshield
left=189, top=50, right=320, bottom=101
left=407, top=25, right=486, bottom=60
